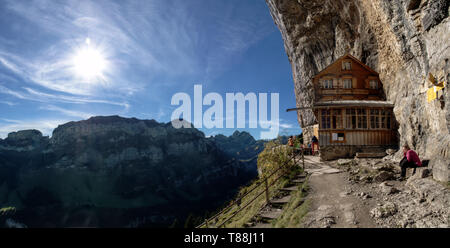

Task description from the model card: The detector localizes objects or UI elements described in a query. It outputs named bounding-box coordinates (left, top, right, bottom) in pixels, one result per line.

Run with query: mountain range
left=0, top=116, right=266, bottom=227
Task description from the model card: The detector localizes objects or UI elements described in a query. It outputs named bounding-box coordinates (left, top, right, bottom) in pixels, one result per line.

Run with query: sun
left=71, top=38, right=107, bottom=80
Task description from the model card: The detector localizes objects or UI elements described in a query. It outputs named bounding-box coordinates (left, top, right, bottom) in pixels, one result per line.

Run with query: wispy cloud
left=0, top=100, right=17, bottom=106
left=1, top=0, right=273, bottom=91
left=0, top=85, right=129, bottom=110
left=247, top=119, right=298, bottom=130
left=24, top=87, right=130, bottom=110
left=40, top=105, right=93, bottom=119
left=0, top=0, right=276, bottom=135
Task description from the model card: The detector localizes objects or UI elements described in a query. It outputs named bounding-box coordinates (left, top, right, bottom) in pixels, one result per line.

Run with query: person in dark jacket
left=399, top=144, right=422, bottom=180
left=311, top=136, right=319, bottom=155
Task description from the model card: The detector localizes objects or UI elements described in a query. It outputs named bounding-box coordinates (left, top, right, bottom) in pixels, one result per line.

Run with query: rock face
left=340, top=156, right=448, bottom=227
left=370, top=202, right=398, bottom=218
left=0, top=116, right=258, bottom=227
left=266, top=0, right=450, bottom=181
left=210, top=131, right=266, bottom=171
left=429, top=156, right=450, bottom=182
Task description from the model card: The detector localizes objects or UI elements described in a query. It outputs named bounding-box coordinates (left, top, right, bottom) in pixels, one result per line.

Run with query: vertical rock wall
left=266, top=0, right=449, bottom=181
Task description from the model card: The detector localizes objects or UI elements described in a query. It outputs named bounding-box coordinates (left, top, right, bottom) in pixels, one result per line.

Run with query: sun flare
left=71, top=38, right=107, bottom=80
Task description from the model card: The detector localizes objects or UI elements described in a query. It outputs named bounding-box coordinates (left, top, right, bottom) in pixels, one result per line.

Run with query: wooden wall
left=312, top=55, right=384, bottom=101
left=319, top=130, right=397, bottom=146
left=310, top=55, right=397, bottom=147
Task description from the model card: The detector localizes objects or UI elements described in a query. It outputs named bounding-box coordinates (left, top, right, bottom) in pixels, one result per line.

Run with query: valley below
left=0, top=116, right=265, bottom=227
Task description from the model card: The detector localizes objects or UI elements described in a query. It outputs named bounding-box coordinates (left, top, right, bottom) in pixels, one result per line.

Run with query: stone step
left=270, top=195, right=291, bottom=206
left=250, top=223, right=272, bottom=228
left=259, top=209, right=282, bottom=220
left=243, top=222, right=254, bottom=228
left=292, top=178, right=306, bottom=184
left=280, top=186, right=299, bottom=192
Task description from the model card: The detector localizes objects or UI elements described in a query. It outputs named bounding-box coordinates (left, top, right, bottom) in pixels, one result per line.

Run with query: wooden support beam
left=286, top=107, right=314, bottom=112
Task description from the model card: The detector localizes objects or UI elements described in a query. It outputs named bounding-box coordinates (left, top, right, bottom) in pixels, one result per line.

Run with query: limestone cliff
left=0, top=116, right=258, bottom=227
left=210, top=131, right=266, bottom=163
left=266, top=0, right=449, bottom=181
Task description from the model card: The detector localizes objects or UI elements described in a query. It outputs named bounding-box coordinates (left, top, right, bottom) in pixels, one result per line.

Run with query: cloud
left=23, top=87, right=129, bottom=110
left=247, top=119, right=298, bottom=130
left=0, top=100, right=17, bottom=106
left=0, top=85, right=27, bottom=99
left=0, top=85, right=129, bottom=111
left=1, top=0, right=273, bottom=91
left=279, top=123, right=294, bottom=129
left=0, top=0, right=275, bottom=131
left=40, top=105, right=93, bottom=119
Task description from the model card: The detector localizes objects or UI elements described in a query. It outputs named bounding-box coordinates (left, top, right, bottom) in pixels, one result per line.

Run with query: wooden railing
left=196, top=145, right=306, bottom=228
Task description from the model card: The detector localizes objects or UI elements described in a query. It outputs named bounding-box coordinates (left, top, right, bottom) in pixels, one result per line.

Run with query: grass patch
left=272, top=181, right=310, bottom=228
left=201, top=141, right=302, bottom=228
left=209, top=176, right=291, bottom=228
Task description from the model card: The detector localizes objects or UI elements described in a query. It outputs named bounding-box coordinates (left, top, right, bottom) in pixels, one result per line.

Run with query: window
left=342, top=61, right=351, bottom=70
left=370, top=109, right=380, bottom=129
left=345, top=109, right=356, bottom=129
left=332, top=109, right=343, bottom=129
left=343, top=79, right=352, bottom=89
left=369, top=109, right=392, bottom=129
left=321, top=110, right=331, bottom=129
left=346, top=108, right=367, bottom=129
left=369, top=80, right=378, bottom=89
left=386, top=111, right=391, bottom=129
left=357, top=109, right=367, bottom=129
left=332, top=132, right=345, bottom=142
left=322, top=79, right=333, bottom=89
left=380, top=109, right=391, bottom=129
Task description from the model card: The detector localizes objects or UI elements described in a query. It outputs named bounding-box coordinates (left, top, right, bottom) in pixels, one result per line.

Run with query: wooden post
left=294, top=148, right=296, bottom=165
left=302, top=147, right=305, bottom=170
left=205, top=218, right=209, bottom=228
left=299, top=112, right=305, bottom=171
left=265, top=177, right=270, bottom=205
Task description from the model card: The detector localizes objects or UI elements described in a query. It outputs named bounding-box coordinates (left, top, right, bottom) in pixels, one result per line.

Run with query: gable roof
left=313, top=54, right=379, bottom=79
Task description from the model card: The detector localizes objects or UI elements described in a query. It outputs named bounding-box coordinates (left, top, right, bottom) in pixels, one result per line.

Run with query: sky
left=0, top=0, right=302, bottom=140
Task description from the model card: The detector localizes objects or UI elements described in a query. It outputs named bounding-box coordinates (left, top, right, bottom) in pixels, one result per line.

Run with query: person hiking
left=288, top=136, right=294, bottom=147
left=399, top=144, right=422, bottom=180
left=311, top=135, right=319, bottom=155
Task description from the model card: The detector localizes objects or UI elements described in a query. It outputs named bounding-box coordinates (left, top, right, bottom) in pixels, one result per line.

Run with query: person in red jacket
left=399, top=144, right=422, bottom=179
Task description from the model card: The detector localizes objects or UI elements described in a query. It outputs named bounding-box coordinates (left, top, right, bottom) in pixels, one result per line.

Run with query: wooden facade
left=311, top=55, right=397, bottom=148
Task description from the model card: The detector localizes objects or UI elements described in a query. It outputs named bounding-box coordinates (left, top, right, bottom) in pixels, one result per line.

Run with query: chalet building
left=303, top=54, right=398, bottom=160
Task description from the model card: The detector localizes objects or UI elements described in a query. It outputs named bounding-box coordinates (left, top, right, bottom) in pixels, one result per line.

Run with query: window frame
left=321, top=79, right=333, bottom=89
left=342, top=61, right=352, bottom=71
left=331, top=109, right=343, bottom=129
left=345, top=108, right=356, bottom=129
left=320, top=109, right=331, bottom=129
left=369, top=108, right=392, bottom=130
left=344, top=108, right=368, bottom=130
left=330, top=132, right=346, bottom=143
left=343, top=78, right=352, bottom=89
left=369, top=80, right=379, bottom=89
left=356, top=108, right=367, bottom=129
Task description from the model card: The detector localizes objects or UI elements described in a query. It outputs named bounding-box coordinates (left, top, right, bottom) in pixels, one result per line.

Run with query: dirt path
left=300, top=156, right=377, bottom=228
left=248, top=155, right=448, bottom=228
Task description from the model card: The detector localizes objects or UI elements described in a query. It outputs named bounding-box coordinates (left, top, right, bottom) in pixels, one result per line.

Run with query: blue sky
left=0, top=0, right=302, bottom=140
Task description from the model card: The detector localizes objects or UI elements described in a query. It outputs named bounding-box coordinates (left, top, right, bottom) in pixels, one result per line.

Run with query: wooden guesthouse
left=299, top=54, right=398, bottom=160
